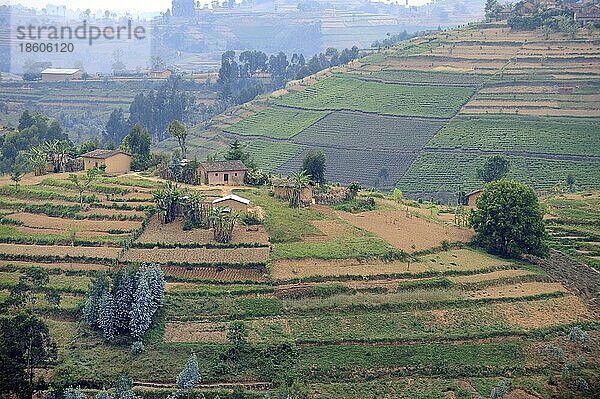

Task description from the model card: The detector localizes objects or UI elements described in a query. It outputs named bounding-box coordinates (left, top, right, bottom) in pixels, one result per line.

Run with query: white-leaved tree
left=129, top=274, right=153, bottom=339
left=64, top=387, right=87, bottom=399
left=84, top=273, right=109, bottom=329
left=98, top=291, right=116, bottom=341
left=176, top=353, right=200, bottom=391
left=112, top=271, right=134, bottom=333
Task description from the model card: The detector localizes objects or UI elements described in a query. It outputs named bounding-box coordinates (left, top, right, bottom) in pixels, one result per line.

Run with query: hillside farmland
left=0, top=171, right=599, bottom=397
left=183, top=21, right=600, bottom=197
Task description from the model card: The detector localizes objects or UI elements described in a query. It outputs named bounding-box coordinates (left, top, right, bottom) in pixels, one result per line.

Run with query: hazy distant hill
left=165, top=21, right=600, bottom=200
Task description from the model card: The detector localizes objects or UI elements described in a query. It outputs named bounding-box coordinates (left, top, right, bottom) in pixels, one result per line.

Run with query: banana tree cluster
left=26, top=139, right=73, bottom=175
left=209, top=207, right=239, bottom=243
left=153, top=182, right=182, bottom=224
left=153, top=183, right=208, bottom=228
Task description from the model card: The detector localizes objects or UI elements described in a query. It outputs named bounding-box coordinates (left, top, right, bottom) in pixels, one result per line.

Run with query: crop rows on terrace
left=223, top=106, right=328, bottom=139
left=426, top=115, right=600, bottom=156
left=291, top=111, right=444, bottom=151
left=351, top=69, right=488, bottom=85
left=244, top=140, right=305, bottom=172
left=397, top=152, right=600, bottom=194
left=275, top=146, right=416, bottom=190
left=274, top=76, right=475, bottom=118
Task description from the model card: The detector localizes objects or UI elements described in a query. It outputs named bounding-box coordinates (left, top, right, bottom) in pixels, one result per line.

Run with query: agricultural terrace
left=202, top=21, right=600, bottom=199
left=544, top=191, right=600, bottom=272
left=0, top=176, right=599, bottom=397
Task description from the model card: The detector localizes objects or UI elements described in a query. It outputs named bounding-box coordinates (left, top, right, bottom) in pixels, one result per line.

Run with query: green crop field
left=426, top=116, right=600, bottom=156
left=224, top=107, right=329, bottom=139
left=244, top=140, right=306, bottom=171
left=354, top=69, right=488, bottom=86
left=275, top=76, right=475, bottom=118
left=397, top=152, right=600, bottom=194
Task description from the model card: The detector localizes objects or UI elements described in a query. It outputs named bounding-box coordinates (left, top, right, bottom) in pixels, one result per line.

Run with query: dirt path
left=134, top=380, right=272, bottom=390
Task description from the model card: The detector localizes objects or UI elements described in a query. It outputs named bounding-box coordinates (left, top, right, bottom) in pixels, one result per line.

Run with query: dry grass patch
left=449, top=269, right=536, bottom=283
left=419, top=249, right=517, bottom=271
left=468, top=282, right=567, bottom=299
left=272, top=258, right=417, bottom=280
left=164, top=322, right=228, bottom=343
left=499, top=295, right=595, bottom=329
left=336, top=210, right=473, bottom=252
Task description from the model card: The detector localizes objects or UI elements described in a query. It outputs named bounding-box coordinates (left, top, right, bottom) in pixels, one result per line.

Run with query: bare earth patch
left=0, top=260, right=110, bottom=271
left=0, top=243, right=120, bottom=259
left=123, top=247, right=270, bottom=264
left=136, top=215, right=269, bottom=245
left=271, top=258, right=415, bottom=280
left=335, top=210, right=473, bottom=252
left=11, top=212, right=141, bottom=232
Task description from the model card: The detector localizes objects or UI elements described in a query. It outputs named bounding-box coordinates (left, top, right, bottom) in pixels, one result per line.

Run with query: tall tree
left=121, top=124, right=151, bottom=171
left=168, top=120, right=188, bottom=159
left=302, top=149, right=326, bottom=184
left=477, top=155, right=510, bottom=183
left=68, top=168, right=100, bottom=207
left=84, top=273, right=109, bottom=329
left=469, top=179, right=548, bottom=258
left=98, top=292, right=116, bottom=341
left=224, top=140, right=253, bottom=167
left=129, top=275, right=153, bottom=339
left=0, top=313, right=56, bottom=399
left=289, top=171, right=311, bottom=208
left=104, top=108, right=129, bottom=147
left=111, top=271, right=134, bottom=333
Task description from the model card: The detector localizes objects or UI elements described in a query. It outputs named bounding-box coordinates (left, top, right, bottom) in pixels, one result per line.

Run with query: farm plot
left=334, top=209, right=473, bottom=252
left=223, top=106, right=328, bottom=139
left=0, top=243, right=120, bottom=260
left=244, top=140, right=306, bottom=172
left=350, top=69, right=487, bottom=85
left=161, top=266, right=266, bottom=282
left=274, top=75, right=475, bottom=118
left=426, top=115, right=600, bottom=156
left=0, top=260, right=110, bottom=272
left=271, top=248, right=520, bottom=281
left=136, top=215, right=269, bottom=245
left=275, top=147, right=416, bottom=190
left=122, top=247, right=270, bottom=264
left=397, top=152, right=600, bottom=194
left=10, top=212, right=142, bottom=232
left=291, top=111, right=445, bottom=151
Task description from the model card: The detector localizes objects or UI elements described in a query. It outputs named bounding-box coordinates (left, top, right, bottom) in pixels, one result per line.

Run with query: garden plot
left=123, top=247, right=270, bottom=264
left=291, top=111, right=444, bottom=151
left=161, top=266, right=266, bottom=282
left=0, top=243, right=120, bottom=259
left=335, top=210, right=473, bottom=252
left=136, top=215, right=269, bottom=245
left=10, top=212, right=141, bottom=232
left=0, top=260, right=110, bottom=272
left=164, top=322, right=228, bottom=343
left=357, top=69, right=487, bottom=85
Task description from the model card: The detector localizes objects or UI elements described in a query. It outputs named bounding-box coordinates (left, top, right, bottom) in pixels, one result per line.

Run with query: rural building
left=272, top=177, right=314, bottom=206
left=199, top=160, right=248, bottom=185
left=149, top=69, right=173, bottom=79
left=212, top=194, right=250, bottom=212
left=41, top=68, right=83, bottom=82
left=573, top=3, right=600, bottom=25
left=466, top=189, right=483, bottom=207
left=81, top=149, right=132, bottom=174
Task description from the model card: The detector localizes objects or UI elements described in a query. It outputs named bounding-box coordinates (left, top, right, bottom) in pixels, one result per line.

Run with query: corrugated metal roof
left=41, top=68, right=81, bottom=75
left=81, top=149, right=131, bottom=159
left=200, top=160, right=248, bottom=172
left=212, top=194, right=250, bottom=205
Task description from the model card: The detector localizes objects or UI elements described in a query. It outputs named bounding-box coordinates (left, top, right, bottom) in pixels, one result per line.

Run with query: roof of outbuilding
left=212, top=194, right=250, bottom=205
left=41, top=68, right=81, bottom=75
left=200, top=160, right=248, bottom=172
left=466, top=189, right=483, bottom=197
left=81, top=149, right=131, bottom=159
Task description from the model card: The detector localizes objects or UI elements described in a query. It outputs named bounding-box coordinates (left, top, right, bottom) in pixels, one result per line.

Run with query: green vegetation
left=427, top=116, right=600, bottom=156
left=224, top=107, right=328, bottom=139
left=275, top=76, right=474, bottom=118
left=244, top=140, right=305, bottom=172
left=272, top=236, right=402, bottom=261
left=397, top=152, right=600, bottom=193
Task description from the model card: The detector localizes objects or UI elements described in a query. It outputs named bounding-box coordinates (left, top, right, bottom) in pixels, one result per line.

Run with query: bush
left=241, top=212, right=262, bottom=226
left=131, top=341, right=144, bottom=355
left=332, top=198, right=376, bottom=213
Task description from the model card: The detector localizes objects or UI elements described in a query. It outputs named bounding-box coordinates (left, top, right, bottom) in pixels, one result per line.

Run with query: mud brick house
left=41, top=68, right=83, bottom=82
left=81, top=150, right=132, bottom=174
left=198, top=160, right=248, bottom=185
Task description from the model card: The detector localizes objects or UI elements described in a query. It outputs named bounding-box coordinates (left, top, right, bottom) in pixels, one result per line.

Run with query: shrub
left=131, top=340, right=145, bottom=355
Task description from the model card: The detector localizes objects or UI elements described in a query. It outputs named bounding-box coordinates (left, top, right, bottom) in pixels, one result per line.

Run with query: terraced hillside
left=176, top=21, right=600, bottom=198
left=2, top=175, right=598, bottom=398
